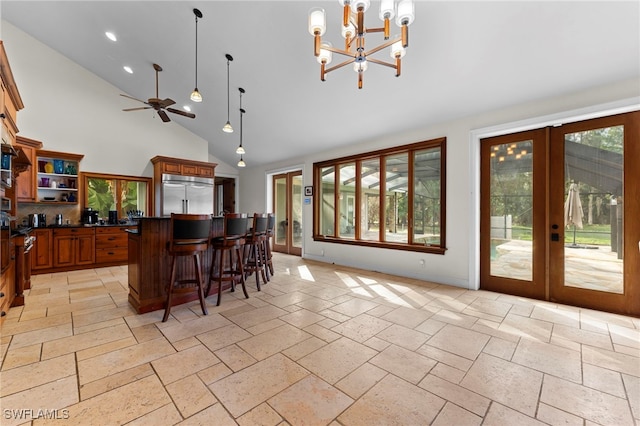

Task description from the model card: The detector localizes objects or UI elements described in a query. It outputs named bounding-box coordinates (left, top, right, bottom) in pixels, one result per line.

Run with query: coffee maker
left=28, top=213, right=46, bottom=228
left=81, top=208, right=99, bottom=225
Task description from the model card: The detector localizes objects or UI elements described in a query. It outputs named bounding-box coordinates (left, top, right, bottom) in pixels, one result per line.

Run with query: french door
left=273, top=171, right=303, bottom=256
left=480, top=111, right=639, bottom=316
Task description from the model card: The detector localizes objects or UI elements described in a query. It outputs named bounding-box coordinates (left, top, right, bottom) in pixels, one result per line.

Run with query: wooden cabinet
left=31, top=229, right=53, bottom=270
left=15, top=136, right=43, bottom=202
left=150, top=156, right=217, bottom=217
left=36, top=150, right=83, bottom=203
left=1, top=261, right=15, bottom=325
left=53, top=227, right=95, bottom=268
left=95, top=226, right=135, bottom=265
left=153, top=157, right=215, bottom=178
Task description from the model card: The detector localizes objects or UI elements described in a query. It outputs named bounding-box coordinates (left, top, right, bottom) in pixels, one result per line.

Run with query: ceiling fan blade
left=120, top=94, right=147, bottom=104
left=158, top=110, right=171, bottom=123
left=167, top=108, right=196, bottom=119
left=159, top=98, right=176, bottom=108
left=122, top=106, right=152, bottom=112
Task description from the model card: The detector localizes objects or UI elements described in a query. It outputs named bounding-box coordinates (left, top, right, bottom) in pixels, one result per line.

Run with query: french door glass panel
left=489, top=140, right=533, bottom=281
left=562, top=125, right=623, bottom=294
left=384, top=153, right=408, bottom=243
left=274, top=176, right=287, bottom=246
left=413, top=147, right=441, bottom=246
left=292, top=174, right=303, bottom=250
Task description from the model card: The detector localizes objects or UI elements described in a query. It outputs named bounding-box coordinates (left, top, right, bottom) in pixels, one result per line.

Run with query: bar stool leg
left=235, top=245, right=249, bottom=299
left=162, top=255, right=178, bottom=322
left=194, top=253, right=208, bottom=316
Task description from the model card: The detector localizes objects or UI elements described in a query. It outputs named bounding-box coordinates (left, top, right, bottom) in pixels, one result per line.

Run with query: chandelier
left=308, top=0, right=415, bottom=89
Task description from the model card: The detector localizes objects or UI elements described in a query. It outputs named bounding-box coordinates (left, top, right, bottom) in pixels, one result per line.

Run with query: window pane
left=319, top=166, right=335, bottom=236
left=339, top=163, right=356, bottom=239
left=87, top=178, right=116, bottom=218
left=385, top=153, right=408, bottom=243
left=413, top=147, right=441, bottom=246
left=121, top=180, right=148, bottom=218
left=360, top=158, right=380, bottom=241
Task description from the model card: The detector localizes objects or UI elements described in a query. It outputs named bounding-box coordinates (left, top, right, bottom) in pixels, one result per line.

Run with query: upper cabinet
left=151, top=156, right=216, bottom=178
left=15, top=136, right=43, bottom=202
left=1, top=41, right=25, bottom=194
left=36, top=150, right=83, bottom=203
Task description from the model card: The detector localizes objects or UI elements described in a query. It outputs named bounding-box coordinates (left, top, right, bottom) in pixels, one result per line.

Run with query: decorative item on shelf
left=44, top=162, right=54, bottom=173
left=308, top=0, right=415, bottom=89
left=40, top=177, right=50, bottom=187
left=190, top=8, right=203, bottom=103
left=68, top=179, right=76, bottom=189
left=222, top=53, right=234, bottom=133
left=53, top=159, right=64, bottom=174
left=38, top=160, right=47, bottom=173
left=64, top=163, right=77, bottom=175
left=68, top=193, right=76, bottom=202
left=60, top=194, right=68, bottom=202
left=50, top=180, right=57, bottom=189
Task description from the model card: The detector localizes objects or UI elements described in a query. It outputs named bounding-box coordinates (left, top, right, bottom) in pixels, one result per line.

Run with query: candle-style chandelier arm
left=309, top=0, right=414, bottom=89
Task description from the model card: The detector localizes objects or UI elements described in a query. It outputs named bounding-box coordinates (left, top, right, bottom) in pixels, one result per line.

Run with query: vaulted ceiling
left=2, top=1, right=639, bottom=168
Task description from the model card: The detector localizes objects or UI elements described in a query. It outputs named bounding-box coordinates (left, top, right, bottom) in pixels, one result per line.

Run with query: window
left=81, top=172, right=152, bottom=219
left=313, top=137, right=446, bottom=254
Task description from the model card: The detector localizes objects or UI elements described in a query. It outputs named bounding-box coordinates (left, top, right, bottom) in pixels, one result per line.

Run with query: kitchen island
left=127, top=216, right=228, bottom=314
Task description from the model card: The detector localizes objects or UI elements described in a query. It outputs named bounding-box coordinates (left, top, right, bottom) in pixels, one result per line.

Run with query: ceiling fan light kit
left=222, top=53, right=234, bottom=133
left=308, top=0, right=415, bottom=89
left=120, top=63, right=196, bottom=123
left=190, top=8, right=203, bottom=102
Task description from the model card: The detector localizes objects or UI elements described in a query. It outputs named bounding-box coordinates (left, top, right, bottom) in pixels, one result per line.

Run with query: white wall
left=240, top=77, right=640, bottom=289
left=2, top=21, right=235, bottom=178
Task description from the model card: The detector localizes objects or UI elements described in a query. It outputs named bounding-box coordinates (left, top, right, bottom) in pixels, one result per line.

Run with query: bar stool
left=264, top=213, right=275, bottom=280
left=162, top=213, right=211, bottom=323
left=207, top=213, right=249, bottom=306
left=243, top=213, right=269, bottom=291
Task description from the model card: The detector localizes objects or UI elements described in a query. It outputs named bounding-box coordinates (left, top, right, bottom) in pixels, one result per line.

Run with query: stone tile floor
left=0, top=253, right=638, bottom=425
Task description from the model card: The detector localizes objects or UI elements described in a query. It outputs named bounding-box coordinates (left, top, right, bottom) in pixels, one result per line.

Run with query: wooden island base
left=128, top=216, right=238, bottom=314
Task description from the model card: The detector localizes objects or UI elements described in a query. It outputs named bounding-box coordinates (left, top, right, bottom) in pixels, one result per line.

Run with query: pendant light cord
left=194, top=15, right=198, bottom=87
left=226, top=59, right=230, bottom=121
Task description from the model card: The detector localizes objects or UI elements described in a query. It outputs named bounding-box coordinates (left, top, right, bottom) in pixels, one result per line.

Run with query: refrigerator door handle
left=185, top=199, right=189, bottom=214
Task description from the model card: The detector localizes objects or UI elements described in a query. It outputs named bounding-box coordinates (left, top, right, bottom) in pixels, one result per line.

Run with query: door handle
left=551, top=224, right=559, bottom=242
left=185, top=199, right=189, bottom=213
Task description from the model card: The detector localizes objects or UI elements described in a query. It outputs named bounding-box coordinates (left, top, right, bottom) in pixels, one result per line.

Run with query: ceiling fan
left=120, top=63, right=196, bottom=123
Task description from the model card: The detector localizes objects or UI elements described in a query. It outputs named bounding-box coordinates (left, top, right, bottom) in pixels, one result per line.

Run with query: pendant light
left=190, top=9, right=203, bottom=102
left=236, top=88, right=245, bottom=155
left=237, top=155, right=246, bottom=168
left=222, top=54, right=234, bottom=133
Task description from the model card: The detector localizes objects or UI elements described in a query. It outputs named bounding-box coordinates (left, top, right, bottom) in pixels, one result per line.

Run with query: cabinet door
left=76, top=234, right=95, bottom=265
left=32, top=230, right=53, bottom=270
left=53, top=235, right=75, bottom=267
left=15, top=144, right=36, bottom=202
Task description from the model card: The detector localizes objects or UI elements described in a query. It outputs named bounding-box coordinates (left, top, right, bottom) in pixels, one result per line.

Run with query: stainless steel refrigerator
left=161, top=174, right=214, bottom=216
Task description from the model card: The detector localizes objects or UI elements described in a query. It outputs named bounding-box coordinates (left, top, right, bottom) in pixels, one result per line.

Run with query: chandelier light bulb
left=223, top=54, right=234, bottom=133
left=236, top=145, right=245, bottom=155
left=190, top=88, right=202, bottom=103
left=237, top=156, right=246, bottom=168
left=396, top=0, right=415, bottom=26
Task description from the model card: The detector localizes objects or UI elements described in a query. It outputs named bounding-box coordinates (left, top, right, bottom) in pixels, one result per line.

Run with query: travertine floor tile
left=1, top=353, right=76, bottom=397
left=209, top=353, right=308, bottom=417
left=237, top=323, right=311, bottom=360
left=41, top=323, right=133, bottom=360
left=541, top=374, right=634, bottom=425
left=268, top=375, right=353, bottom=426
left=151, top=344, right=220, bottom=385
left=215, top=344, right=258, bottom=372
left=482, top=402, right=545, bottom=426
left=165, top=374, right=217, bottom=418
left=512, top=338, right=582, bottom=382
left=338, top=374, right=445, bottom=425
left=432, top=402, right=482, bottom=426
left=236, top=403, right=283, bottom=426
left=330, top=313, right=392, bottom=342
left=298, top=337, right=377, bottom=384
left=426, top=324, right=490, bottom=360
left=159, top=313, right=233, bottom=342
left=461, top=353, right=542, bottom=416
left=335, top=362, right=387, bottom=399
left=419, top=374, right=490, bottom=417
left=375, top=323, right=429, bottom=350
left=370, top=344, right=436, bottom=384
left=125, top=403, right=183, bottom=426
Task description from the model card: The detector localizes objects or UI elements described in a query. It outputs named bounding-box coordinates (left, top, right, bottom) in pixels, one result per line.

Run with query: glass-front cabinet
left=35, top=150, right=83, bottom=204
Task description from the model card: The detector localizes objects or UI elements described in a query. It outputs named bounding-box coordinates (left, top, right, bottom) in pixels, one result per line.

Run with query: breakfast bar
left=127, top=216, right=227, bottom=314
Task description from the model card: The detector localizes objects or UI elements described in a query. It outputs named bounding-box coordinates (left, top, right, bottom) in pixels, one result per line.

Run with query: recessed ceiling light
left=183, top=105, right=192, bottom=112
left=123, top=66, right=133, bottom=74
left=105, top=31, right=117, bottom=42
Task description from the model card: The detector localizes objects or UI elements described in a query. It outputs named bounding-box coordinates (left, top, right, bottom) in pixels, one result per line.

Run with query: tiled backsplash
left=17, top=203, right=81, bottom=226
